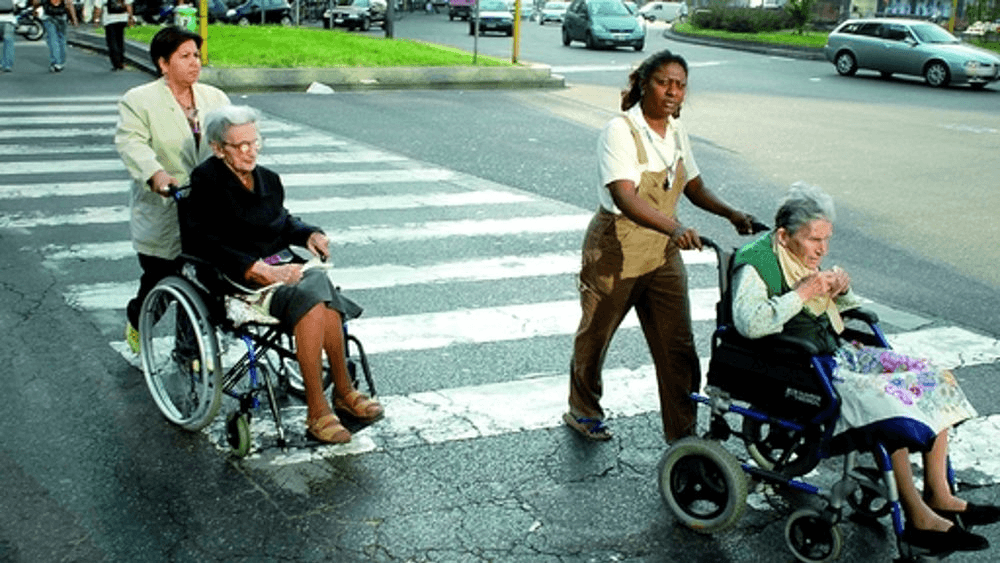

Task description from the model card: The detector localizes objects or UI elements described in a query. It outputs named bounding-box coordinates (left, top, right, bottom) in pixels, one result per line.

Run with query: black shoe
left=903, top=524, right=989, bottom=553
left=933, top=502, right=1000, bottom=528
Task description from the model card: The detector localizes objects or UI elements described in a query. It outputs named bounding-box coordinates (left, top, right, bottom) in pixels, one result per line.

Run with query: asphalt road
left=1, top=21, right=1000, bottom=563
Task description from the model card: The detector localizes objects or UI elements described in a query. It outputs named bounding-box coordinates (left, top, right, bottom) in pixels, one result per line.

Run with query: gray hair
left=203, top=105, right=260, bottom=148
left=774, top=182, right=836, bottom=235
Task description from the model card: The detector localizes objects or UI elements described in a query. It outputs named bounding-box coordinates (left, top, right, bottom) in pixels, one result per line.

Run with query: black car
left=223, top=0, right=293, bottom=25
left=323, top=0, right=387, bottom=31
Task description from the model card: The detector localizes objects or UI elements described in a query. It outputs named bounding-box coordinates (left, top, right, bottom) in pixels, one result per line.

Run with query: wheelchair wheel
left=657, top=437, right=748, bottom=534
left=139, top=277, right=222, bottom=431
left=226, top=412, right=252, bottom=457
left=784, top=509, right=843, bottom=563
left=742, top=417, right=820, bottom=477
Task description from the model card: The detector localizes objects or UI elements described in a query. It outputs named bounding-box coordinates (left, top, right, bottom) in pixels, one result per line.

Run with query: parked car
left=824, top=18, right=1000, bottom=89
left=561, top=0, right=644, bottom=50
left=538, top=0, right=568, bottom=24
left=323, top=0, right=386, bottom=31
left=223, top=0, right=293, bottom=24
left=637, top=0, right=686, bottom=22
left=469, top=0, right=513, bottom=35
left=449, top=0, right=474, bottom=20
left=205, top=0, right=230, bottom=22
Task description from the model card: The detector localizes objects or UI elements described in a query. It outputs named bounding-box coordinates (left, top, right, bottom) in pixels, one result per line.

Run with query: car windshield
left=911, top=23, right=959, bottom=43
left=480, top=0, right=507, bottom=10
left=590, top=1, right=629, bottom=16
left=544, top=1, right=566, bottom=8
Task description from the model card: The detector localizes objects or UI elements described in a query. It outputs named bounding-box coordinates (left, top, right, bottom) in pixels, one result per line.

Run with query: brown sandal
left=333, top=390, right=384, bottom=422
left=306, top=413, right=351, bottom=444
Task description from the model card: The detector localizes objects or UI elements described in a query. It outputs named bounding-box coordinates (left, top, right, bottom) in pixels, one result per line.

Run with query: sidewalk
left=67, top=28, right=566, bottom=92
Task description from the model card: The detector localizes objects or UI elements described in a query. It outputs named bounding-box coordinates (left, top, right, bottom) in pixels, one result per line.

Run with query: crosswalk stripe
left=0, top=190, right=535, bottom=229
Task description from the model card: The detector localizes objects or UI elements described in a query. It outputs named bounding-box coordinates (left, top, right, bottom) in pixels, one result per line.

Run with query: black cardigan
left=182, top=156, right=319, bottom=283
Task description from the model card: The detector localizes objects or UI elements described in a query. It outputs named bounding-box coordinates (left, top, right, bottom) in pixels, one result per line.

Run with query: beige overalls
left=568, top=116, right=701, bottom=441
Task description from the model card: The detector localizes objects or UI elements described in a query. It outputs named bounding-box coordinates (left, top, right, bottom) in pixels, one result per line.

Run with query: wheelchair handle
left=698, top=220, right=770, bottom=253
left=165, top=184, right=191, bottom=201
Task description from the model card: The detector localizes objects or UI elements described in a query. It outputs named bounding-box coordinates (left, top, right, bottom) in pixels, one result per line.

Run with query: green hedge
left=691, top=5, right=793, bottom=33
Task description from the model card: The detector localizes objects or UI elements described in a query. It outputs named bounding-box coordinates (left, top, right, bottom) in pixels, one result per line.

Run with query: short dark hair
left=149, top=26, right=203, bottom=76
left=620, top=49, right=689, bottom=113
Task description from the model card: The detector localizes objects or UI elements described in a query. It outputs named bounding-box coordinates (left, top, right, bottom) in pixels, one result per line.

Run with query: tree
left=784, top=0, right=815, bottom=34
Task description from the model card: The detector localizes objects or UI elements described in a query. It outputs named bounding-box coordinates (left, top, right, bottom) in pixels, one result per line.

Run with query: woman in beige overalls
left=565, top=50, right=755, bottom=442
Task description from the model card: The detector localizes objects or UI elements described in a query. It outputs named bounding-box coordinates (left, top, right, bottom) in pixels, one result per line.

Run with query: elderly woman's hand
left=246, top=261, right=303, bottom=287
left=828, top=266, right=851, bottom=296
left=793, top=272, right=833, bottom=302
left=306, top=231, right=330, bottom=261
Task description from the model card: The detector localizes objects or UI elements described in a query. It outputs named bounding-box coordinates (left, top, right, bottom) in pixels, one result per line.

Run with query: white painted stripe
left=280, top=169, right=457, bottom=187
left=351, top=291, right=720, bottom=354
left=64, top=249, right=715, bottom=310
left=0, top=127, right=117, bottom=140
left=0, top=115, right=118, bottom=126
left=550, top=61, right=723, bottom=73
left=0, top=181, right=126, bottom=199
left=0, top=95, right=121, bottom=103
left=1, top=190, right=536, bottom=229
left=0, top=150, right=410, bottom=176
left=108, top=323, right=1000, bottom=465
left=0, top=104, right=118, bottom=114
left=0, top=135, right=351, bottom=157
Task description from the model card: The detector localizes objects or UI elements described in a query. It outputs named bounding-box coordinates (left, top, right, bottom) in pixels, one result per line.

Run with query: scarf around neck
left=773, top=234, right=844, bottom=334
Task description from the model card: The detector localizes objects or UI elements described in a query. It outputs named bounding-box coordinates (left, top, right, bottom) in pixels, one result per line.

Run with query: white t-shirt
left=595, top=103, right=700, bottom=214
left=99, top=0, right=132, bottom=24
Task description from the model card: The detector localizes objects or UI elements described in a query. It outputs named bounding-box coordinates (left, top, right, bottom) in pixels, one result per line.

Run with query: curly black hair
left=620, top=49, right=689, bottom=115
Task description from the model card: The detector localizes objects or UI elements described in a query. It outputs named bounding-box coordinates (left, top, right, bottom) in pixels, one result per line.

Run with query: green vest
left=732, top=233, right=839, bottom=354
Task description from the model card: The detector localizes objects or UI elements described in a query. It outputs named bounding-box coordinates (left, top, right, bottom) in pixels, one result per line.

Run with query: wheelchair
left=656, top=235, right=951, bottom=563
left=137, top=191, right=375, bottom=457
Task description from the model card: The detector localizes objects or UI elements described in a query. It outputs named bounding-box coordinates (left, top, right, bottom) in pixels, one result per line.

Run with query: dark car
left=469, top=0, right=514, bottom=36
left=562, top=0, right=644, bottom=50
left=824, top=18, right=1000, bottom=88
left=323, top=0, right=386, bottom=31
left=223, top=0, right=293, bottom=25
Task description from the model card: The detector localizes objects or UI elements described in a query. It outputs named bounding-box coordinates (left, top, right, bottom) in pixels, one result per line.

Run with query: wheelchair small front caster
left=785, top=508, right=843, bottom=563
left=226, top=412, right=252, bottom=457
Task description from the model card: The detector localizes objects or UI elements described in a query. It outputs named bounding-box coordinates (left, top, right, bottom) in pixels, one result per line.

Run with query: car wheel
left=361, top=16, right=370, bottom=31
left=562, top=27, right=571, bottom=46
left=237, top=16, right=250, bottom=25
left=585, top=31, right=595, bottom=49
left=924, top=60, right=949, bottom=88
left=879, top=71, right=892, bottom=79
left=970, top=82, right=987, bottom=90
left=539, top=19, right=543, bottom=25
left=834, top=51, right=857, bottom=76
left=506, top=28, right=513, bottom=36
left=634, top=40, right=644, bottom=52
left=280, top=15, right=291, bottom=25
left=469, top=24, right=474, bottom=35
left=323, top=18, right=330, bottom=28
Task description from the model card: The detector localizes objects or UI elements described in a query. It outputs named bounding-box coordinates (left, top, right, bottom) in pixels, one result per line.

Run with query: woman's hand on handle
left=728, top=211, right=757, bottom=235
left=671, top=225, right=703, bottom=251
left=148, top=170, right=179, bottom=198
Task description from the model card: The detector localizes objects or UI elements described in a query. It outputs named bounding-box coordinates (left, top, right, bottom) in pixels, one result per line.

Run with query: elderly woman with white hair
left=183, top=105, right=383, bottom=445
left=731, top=183, right=998, bottom=554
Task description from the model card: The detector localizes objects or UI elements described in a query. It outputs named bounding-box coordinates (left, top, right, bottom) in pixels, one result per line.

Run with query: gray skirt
left=268, top=269, right=362, bottom=329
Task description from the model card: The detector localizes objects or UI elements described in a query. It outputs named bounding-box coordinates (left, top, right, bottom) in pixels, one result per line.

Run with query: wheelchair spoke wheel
left=658, top=437, right=748, bottom=534
left=742, top=417, right=820, bottom=477
left=139, top=277, right=222, bottom=431
left=784, top=509, right=842, bottom=563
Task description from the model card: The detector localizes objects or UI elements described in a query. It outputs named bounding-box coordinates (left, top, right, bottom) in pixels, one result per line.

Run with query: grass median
left=124, top=24, right=511, bottom=67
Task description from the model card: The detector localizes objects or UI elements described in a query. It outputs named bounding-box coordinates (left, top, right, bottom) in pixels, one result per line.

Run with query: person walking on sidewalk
left=0, top=0, right=26, bottom=72
left=115, top=26, right=230, bottom=354
left=92, top=0, right=133, bottom=70
left=36, top=0, right=78, bottom=72
left=565, top=49, right=755, bottom=442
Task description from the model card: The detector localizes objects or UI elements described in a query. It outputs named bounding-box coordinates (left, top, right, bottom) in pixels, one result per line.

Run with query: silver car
left=824, top=18, right=1000, bottom=89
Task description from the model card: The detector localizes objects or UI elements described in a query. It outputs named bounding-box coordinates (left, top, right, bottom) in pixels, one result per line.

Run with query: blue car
left=561, top=0, right=644, bottom=51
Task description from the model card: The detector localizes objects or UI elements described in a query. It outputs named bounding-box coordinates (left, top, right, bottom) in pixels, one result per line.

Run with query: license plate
left=334, top=17, right=344, bottom=22
left=614, top=33, right=627, bottom=39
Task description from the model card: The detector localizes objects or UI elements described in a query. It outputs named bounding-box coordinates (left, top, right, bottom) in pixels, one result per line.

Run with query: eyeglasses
left=223, top=138, right=262, bottom=154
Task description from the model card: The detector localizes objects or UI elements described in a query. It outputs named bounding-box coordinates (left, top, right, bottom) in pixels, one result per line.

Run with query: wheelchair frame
left=656, top=236, right=948, bottom=563
left=137, top=258, right=375, bottom=457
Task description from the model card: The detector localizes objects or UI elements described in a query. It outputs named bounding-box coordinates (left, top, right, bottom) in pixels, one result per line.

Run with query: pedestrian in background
left=565, top=49, right=755, bottom=442
left=36, top=0, right=79, bottom=72
left=115, top=26, right=230, bottom=354
left=92, top=0, right=133, bottom=71
left=0, top=0, right=26, bottom=72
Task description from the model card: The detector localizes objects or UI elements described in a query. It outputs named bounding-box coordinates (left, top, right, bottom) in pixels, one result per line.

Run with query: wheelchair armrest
left=761, top=333, right=821, bottom=357
left=841, top=307, right=879, bottom=326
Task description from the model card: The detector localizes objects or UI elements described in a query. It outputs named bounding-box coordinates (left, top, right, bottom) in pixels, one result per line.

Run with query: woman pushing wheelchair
left=183, top=105, right=383, bottom=445
left=732, top=183, right=998, bottom=553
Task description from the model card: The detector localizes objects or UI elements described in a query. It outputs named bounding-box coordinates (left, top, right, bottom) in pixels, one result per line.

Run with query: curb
left=67, top=28, right=565, bottom=92
left=664, top=27, right=827, bottom=62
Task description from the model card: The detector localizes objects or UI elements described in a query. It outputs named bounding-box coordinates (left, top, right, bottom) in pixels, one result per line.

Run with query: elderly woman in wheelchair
left=658, top=183, right=997, bottom=561
left=177, top=104, right=383, bottom=445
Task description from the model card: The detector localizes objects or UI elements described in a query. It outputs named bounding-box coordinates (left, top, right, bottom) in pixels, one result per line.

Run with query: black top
left=182, top=156, right=319, bottom=283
